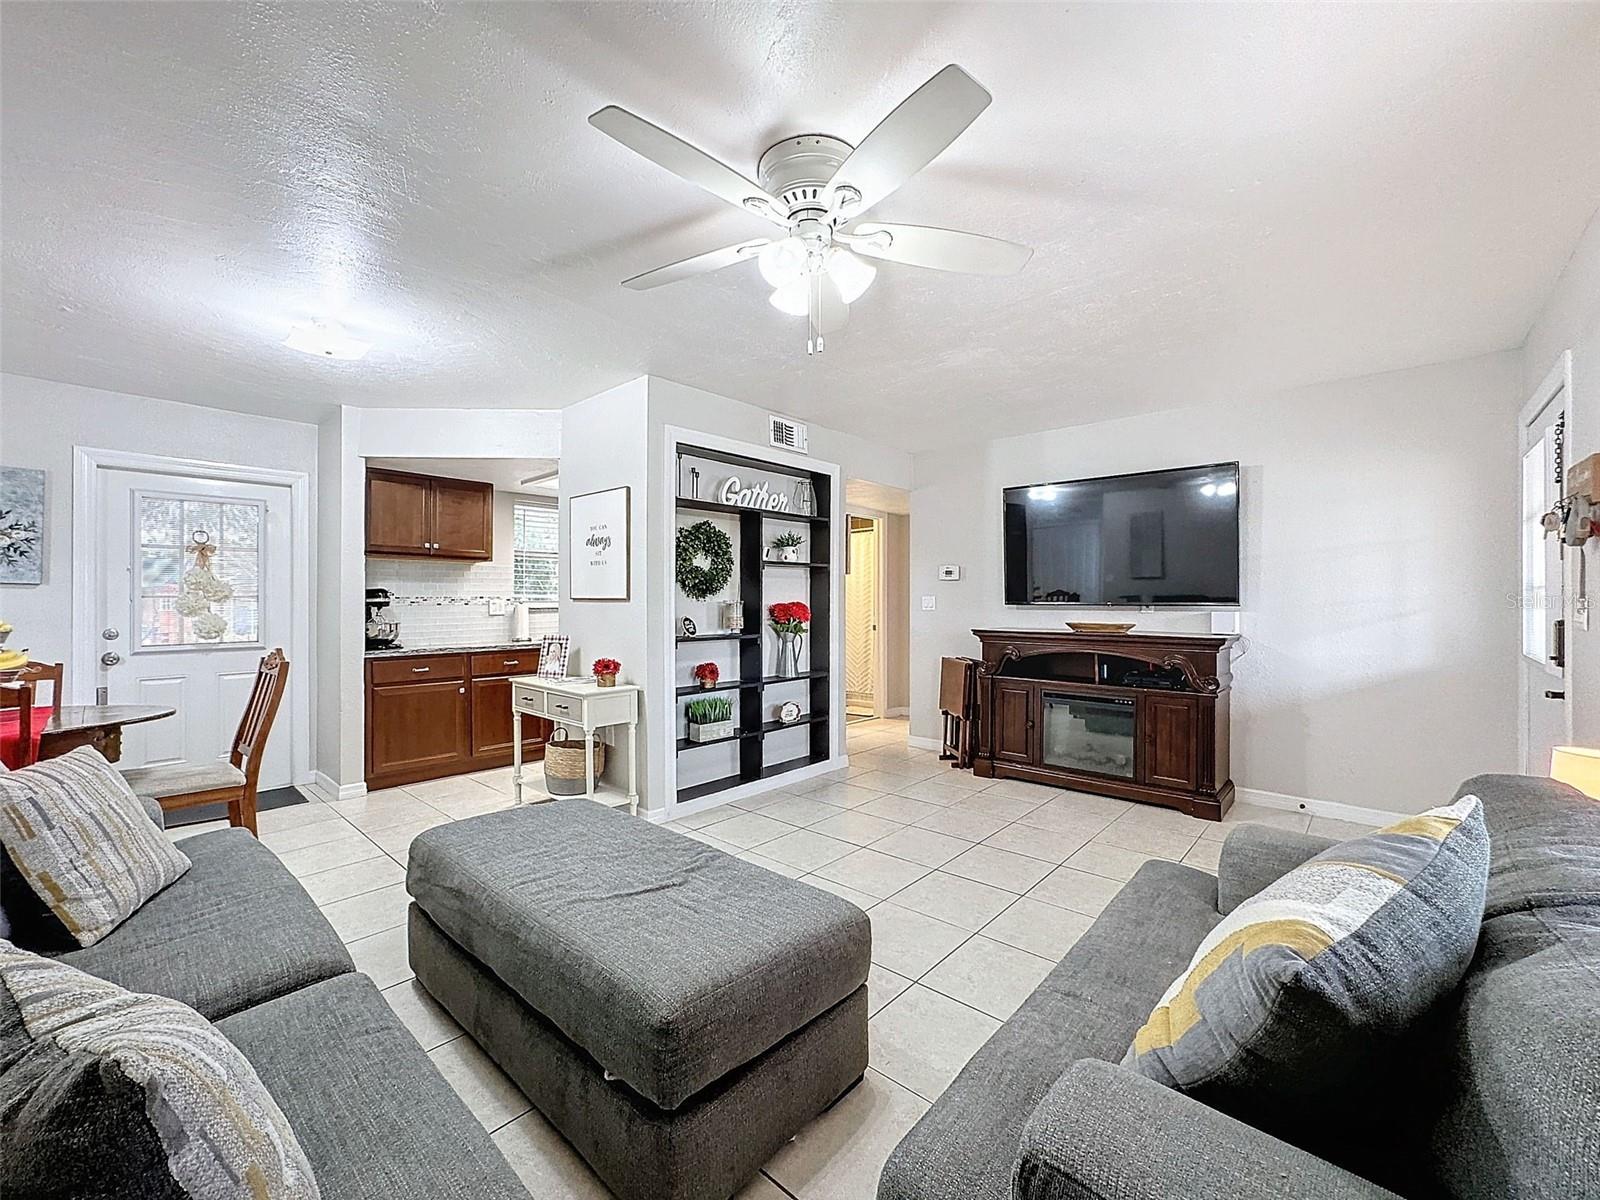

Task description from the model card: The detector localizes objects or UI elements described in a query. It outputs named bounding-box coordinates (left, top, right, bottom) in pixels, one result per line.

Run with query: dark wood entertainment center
left=971, top=628, right=1237, bottom=820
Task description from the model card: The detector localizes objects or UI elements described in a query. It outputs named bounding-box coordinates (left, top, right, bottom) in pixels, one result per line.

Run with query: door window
left=137, top=494, right=263, bottom=647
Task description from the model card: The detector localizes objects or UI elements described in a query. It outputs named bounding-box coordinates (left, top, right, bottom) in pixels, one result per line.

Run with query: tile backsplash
left=367, top=555, right=559, bottom=649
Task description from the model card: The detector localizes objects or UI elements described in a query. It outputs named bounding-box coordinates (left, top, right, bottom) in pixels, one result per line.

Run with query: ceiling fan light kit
left=590, top=64, right=1033, bottom=356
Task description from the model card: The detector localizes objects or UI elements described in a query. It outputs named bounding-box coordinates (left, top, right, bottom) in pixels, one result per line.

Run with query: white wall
left=910, top=351, right=1524, bottom=815
left=1521, top=205, right=1600, bottom=752
left=557, top=380, right=652, bottom=798
left=0, top=372, right=318, bottom=670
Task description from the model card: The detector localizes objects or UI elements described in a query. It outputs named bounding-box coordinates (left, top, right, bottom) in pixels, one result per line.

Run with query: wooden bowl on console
left=1065, top=622, right=1136, bottom=634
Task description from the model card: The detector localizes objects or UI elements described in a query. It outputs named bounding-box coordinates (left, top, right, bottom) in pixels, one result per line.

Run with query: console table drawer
left=511, top=683, right=547, bottom=716
left=370, top=655, right=466, bottom=685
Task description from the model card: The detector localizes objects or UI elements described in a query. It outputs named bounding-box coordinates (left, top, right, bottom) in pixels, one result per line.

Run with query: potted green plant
left=767, top=530, right=805, bottom=563
left=686, top=695, right=735, bottom=742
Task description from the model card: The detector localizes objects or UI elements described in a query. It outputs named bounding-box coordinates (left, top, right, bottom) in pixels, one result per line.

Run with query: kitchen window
left=513, top=499, right=559, bottom=605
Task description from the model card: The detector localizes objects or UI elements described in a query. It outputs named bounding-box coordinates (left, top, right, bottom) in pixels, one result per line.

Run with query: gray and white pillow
left=0, top=747, right=189, bottom=946
left=0, top=939, right=319, bottom=1198
left=1125, top=797, right=1489, bottom=1129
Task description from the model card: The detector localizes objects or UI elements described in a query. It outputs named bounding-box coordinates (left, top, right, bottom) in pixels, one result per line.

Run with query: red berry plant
left=767, top=601, right=812, bottom=633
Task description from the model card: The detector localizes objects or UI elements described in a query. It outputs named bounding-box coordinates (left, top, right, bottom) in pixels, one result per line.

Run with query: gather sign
left=716, top=476, right=791, bottom=512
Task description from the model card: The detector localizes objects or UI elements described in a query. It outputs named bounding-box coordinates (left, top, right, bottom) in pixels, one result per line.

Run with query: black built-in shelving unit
left=674, top=444, right=831, bottom=805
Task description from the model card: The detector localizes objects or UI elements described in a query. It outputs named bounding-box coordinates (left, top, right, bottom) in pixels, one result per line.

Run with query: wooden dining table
left=37, top=704, right=176, bottom=764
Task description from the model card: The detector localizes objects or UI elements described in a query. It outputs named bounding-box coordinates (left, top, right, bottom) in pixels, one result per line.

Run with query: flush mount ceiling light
left=282, top=319, right=371, bottom=361
left=589, top=64, right=1033, bottom=355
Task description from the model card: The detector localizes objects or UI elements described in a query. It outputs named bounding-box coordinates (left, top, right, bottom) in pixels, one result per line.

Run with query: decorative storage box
left=688, top=719, right=735, bottom=743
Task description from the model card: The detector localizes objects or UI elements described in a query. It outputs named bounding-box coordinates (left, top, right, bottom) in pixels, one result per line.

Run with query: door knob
left=101, top=627, right=120, bottom=641
left=100, top=651, right=121, bottom=667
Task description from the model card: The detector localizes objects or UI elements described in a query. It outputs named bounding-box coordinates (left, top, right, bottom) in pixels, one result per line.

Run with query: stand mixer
left=365, top=588, right=402, bottom=651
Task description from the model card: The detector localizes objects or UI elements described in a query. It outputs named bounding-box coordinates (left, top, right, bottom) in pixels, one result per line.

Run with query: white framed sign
left=569, top=486, right=630, bottom=600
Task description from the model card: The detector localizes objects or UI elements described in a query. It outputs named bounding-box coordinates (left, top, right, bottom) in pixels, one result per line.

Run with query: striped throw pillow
left=1125, top=796, right=1489, bottom=1114
left=0, top=939, right=319, bottom=1198
left=0, top=747, right=189, bottom=947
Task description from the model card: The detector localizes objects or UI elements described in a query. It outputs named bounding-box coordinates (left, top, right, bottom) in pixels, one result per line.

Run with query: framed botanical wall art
left=0, top=468, right=45, bottom=585
left=569, top=486, right=630, bottom=601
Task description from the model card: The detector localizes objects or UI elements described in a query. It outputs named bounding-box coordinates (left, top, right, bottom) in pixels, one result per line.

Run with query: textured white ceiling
left=3, top=3, right=1598, bottom=452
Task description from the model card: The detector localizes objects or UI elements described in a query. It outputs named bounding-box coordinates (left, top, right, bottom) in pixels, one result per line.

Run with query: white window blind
left=514, top=500, right=559, bottom=604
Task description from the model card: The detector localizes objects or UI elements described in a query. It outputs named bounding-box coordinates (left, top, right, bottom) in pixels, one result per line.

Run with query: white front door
left=1519, top=371, right=1570, bottom=774
left=93, top=469, right=294, bottom=788
left=845, top=515, right=880, bottom=718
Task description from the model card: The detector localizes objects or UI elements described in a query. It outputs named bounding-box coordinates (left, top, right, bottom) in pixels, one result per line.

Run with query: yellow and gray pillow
left=0, top=939, right=319, bottom=1198
left=0, top=747, right=189, bottom=947
left=1125, top=797, right=1489, bottom=1119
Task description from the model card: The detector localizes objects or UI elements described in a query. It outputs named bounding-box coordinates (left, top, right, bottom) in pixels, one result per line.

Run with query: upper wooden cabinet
left=366, top=468, right=493, bottom=560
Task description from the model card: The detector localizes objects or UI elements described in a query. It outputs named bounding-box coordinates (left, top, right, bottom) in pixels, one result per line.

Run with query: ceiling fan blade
left=622, top=239, right=770, bottom=290
left=826, top=65, right=991, bottom=218
left=845, top=222, right=1032, bottom=275
left=590, top=106, right=786, bottom=224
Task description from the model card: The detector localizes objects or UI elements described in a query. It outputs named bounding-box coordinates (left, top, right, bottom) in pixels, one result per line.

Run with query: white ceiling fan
left=590, top=65, right=1033, bottom=355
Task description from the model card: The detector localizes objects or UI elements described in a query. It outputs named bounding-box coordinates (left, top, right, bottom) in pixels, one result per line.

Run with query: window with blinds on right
left=513, top=500, right=559, bottom=605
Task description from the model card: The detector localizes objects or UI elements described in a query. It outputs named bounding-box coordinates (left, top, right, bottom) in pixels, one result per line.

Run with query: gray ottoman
left=406, top=800, right=871, bottom=1200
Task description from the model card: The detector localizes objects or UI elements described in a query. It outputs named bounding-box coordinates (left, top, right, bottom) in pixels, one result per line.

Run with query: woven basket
left=544, top=731, right=607, bottom=796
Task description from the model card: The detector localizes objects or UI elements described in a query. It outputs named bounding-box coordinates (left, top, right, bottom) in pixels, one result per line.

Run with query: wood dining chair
left=119, top=649, right=288, bottom=836
left=8, top=661, right=63, bottom=717
left=0, top=680, right=39, bottom=769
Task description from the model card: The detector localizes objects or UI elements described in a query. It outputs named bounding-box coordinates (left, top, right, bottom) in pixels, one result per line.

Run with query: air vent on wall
left=769, top=414, right=809, bottom=454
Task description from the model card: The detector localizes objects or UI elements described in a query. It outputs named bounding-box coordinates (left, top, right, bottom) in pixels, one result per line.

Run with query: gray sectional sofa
left=879, top=773, right=1600, bottom=1200
left=2, top=813, right=533, bottom=1200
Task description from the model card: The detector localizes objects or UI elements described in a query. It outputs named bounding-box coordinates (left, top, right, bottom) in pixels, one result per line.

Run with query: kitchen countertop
left=365, top=641, right=541, bottom=660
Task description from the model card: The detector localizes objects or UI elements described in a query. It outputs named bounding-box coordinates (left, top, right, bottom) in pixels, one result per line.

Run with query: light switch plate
left=921, top=595, right=936, bottom=611
left=488, top=598, right=509, bottom=617
left=938, top=564, right=961, bottom=581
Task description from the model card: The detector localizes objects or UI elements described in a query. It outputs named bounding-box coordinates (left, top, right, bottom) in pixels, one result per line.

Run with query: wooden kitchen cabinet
left=366, top=468, right=493, bottom=561
left=469, top=676, right=552, bottom=758
left=365, top=648, right=548, bottom=789
left=367, top=677, right=471, bottom=783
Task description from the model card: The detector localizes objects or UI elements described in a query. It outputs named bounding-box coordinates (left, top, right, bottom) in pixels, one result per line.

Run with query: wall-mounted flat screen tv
left=1003, top=462, right=1240, bottom=606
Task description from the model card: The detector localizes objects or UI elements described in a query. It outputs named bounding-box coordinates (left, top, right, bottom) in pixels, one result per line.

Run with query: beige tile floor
left=171, top=718, right=1370, bottom=1200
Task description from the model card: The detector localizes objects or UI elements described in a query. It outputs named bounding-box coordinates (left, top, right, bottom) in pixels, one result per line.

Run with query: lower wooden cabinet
left=469, top=676, right=551, bottom=759
left=368, top=678, right=470, bottom=782
left=366, top=649, right=549, bottom=789
left=991, top=680, right=1036, bottom=764
left=1140, top=692, right=1200, bottom=792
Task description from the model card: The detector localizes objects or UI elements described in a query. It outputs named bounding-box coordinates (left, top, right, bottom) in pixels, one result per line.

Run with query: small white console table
left=510, top=676, right=641, bottom=815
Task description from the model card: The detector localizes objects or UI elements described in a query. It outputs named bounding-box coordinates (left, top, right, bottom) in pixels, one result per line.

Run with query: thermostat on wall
left=938, top=565, right=962, bottom=581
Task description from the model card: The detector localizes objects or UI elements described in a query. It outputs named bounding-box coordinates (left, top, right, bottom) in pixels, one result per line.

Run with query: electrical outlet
left=488, top=598, right=508, bottom=617
left=921, top=595, right=936, bottom=611
left=938, top=564, right=961, bottom=581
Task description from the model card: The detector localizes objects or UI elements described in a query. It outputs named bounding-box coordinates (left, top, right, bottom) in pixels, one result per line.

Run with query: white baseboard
left=1235, top=786, right=1407, bottom=827
left=906, top=735, right=941, bottom=753
left=664, top=756, right=848, bottom=822
left=308, top=772, right=367, bottom=802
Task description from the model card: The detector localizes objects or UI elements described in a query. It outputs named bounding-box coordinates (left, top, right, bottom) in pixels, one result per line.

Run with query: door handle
left=1545, top=690, right=1567, bottom=700
left=100, top=651, right=121, bottom=667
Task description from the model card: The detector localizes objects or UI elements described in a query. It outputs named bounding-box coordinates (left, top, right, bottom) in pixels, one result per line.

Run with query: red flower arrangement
left=592, top=658, right=621, bottom=681
left=692, top=662, right=720, bottom=687
left=768, top=601, right=811, bottom=633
